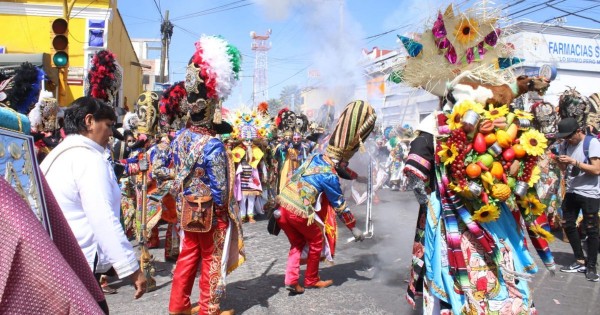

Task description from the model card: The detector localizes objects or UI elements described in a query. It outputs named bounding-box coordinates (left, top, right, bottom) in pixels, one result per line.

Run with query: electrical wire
left=546, top=2, right=600, bottom=24
left=171, top=0, right=251, bottom=21
left=152, top=0, right=164, bottom=21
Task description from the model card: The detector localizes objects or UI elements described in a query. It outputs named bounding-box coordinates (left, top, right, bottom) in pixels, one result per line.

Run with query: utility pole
left=159, top=10, right=173, bottom=84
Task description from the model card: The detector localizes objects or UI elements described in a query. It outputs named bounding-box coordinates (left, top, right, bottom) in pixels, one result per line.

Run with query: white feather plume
left=198, top=35, right=237, bottom=100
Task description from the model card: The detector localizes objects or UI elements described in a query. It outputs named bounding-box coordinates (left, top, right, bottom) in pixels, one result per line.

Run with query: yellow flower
left=514, top=109, right=534, bottom=121
left=529, top=223, right=555, bottom=242
left=484, top=105, right=509, bottom=120
left=456, top=99, right=485, bottom=114
left=254, top=118, right=262, bottom=126
left=243, top=114, right=252, bottom=122
left=519, top=129, right=548, bottom=156
left=447, top=111, right=463, bottom=130
left=472, top=204, right=500, bottom=223
left=454, top=18, right=480, bottom=45
left=234, top=118, right=241, bottom=126
left=528, top=166, right=541, bottom=187
left=518, top=193, right=546, bottom=216
left=437, top=143, right=459, bottom=165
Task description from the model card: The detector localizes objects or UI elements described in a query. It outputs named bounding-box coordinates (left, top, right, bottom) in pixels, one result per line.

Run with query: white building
left=131, top=38, right=168, bottom=91
left=507, top=21, right=600, bottom=106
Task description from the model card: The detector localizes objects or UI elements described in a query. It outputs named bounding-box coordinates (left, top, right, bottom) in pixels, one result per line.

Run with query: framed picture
left=0, top=127, right=52, bottom=238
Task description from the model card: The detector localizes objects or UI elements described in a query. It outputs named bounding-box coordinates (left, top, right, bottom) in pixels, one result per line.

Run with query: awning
left=0, top=53, right=59, bottom=85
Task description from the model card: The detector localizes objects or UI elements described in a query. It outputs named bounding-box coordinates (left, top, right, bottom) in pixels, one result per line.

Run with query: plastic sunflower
left=472, top=204, right=500, bottom=223
left=456, top=99, right=485, bottom=114
left=528, top=166, right=541, bottom=187
left=518, top=193, right=546, bottom=216
left=529, top=223, right=555, bottom=242
left=454, top=18, right=480, bottom=45
left=438, top=143, right=459, bottom=165
left=447, top=111, right=464, bottom=130
left=519, top=129, right=547, bottom=156
left=242, top=113, right=252, bottom=122
left=484, top=104, right=509, bottom=120
left=514, top=109, right=534, bottom=121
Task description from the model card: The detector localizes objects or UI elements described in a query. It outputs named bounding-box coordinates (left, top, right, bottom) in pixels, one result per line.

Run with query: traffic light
left=51, top=18, right=68, bottom=68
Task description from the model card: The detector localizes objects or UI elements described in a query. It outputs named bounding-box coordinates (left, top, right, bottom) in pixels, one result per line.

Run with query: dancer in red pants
left=276, top=100, right=377, bottom=294
left=162, top=35, right=245, bottom=315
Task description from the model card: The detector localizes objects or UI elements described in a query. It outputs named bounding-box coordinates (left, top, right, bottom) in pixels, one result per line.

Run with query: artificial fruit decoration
left=477, top=153, right=494, bottom=168
left=496, top=129, right=512, bottom=148
left=473, top=133, right=487, bottom=154
left=478, top=119, right=494, bottom=134
left=490, top=161, right=504, bottom=180
left=506, top=123, right=518, bottom=140
left=502, top=147, right=516, bottom=162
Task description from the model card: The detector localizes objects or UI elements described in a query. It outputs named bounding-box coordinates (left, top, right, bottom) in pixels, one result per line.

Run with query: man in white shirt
left=41, top=97, right=146, bottom=301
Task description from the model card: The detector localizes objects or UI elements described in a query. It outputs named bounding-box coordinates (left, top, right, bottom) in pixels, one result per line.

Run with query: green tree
left=279, top=85, right=302, bottom=112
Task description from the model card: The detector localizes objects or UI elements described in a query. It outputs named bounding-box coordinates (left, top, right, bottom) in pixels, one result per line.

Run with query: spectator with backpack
left=556, top=117, right=600, bottom=282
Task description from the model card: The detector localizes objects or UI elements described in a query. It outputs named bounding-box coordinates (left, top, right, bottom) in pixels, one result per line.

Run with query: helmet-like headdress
left=179, top=35, right=241, bottom=134
left=159, top=81, right=188, bottom=134
left=326, top=100, right=377, bottom=162
left=135, top=91, right=160, bottom=135
left=28, top=90, right=59, bottom=132
left=85, top=50, right=122, bottom=108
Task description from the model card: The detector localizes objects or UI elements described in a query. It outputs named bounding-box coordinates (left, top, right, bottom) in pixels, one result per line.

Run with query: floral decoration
left=436, top=99, right=548, bottom=224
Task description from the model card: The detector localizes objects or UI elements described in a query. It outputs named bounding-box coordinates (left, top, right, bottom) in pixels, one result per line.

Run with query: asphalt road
left=105, top=190, right=600, bottom=314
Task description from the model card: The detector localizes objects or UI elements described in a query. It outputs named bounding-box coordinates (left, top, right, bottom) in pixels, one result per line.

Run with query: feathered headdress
left=0, top=62, right=44, bottom=114
left=182, top=35, right=241, bottom=133
left=159, top=81, right=188, bottom=133
left=85, top=50, right=122, bottom=108
left=257, top=101, right=269, bottom=115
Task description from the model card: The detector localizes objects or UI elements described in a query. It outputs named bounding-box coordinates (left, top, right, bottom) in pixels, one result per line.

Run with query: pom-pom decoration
left=86, top=50, right=122, bottom=108
left=190, top=35, right=242, bottom=101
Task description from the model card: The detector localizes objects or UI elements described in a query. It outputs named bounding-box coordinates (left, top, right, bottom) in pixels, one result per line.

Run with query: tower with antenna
left=250, top=29, right=272, bottom=106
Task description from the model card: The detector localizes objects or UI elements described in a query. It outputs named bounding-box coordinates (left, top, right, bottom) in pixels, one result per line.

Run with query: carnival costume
left=229, top=107, right=271, bottom=222
left=28, top=90, right=62, bottom=162
left=275, top=100, right=376, bottom=292
left=398, top=4, right=556, bottom=314
left=0, top=64, right=106, bottom=314
left=161, top=35, right=245, bottom=315
left=274, top=109, right=311, bottom=193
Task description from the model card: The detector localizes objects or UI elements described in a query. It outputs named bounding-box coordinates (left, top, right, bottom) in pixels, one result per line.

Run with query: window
left=88, top=19, right=106, bottom=48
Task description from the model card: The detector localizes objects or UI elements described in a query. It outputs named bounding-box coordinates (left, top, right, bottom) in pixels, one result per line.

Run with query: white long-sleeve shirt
left=41, top=134, right=138, bottom=278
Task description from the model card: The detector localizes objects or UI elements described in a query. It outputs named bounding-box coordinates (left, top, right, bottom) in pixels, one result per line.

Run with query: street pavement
left=106, top=190, right=600, bottom=314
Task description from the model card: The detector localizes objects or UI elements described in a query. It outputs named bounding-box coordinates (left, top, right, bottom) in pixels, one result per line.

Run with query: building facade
left=0, top=0, right=142, bottom=108
left=507, top=21, right=600, bottom=108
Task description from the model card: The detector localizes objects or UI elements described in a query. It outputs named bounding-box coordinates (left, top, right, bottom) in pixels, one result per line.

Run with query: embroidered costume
left=275, top=100, right=376, bottom=292
left=229, top=107, right=272, bottom=222
left=163, top=35, right=245, bottom=315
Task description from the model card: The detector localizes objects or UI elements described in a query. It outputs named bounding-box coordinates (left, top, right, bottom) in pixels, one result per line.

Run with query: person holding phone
left=555, top=118, right=600, bottom=282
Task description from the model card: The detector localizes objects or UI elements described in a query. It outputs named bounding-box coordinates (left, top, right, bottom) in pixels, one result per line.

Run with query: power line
left=546, top=2, right=600, bottom=24
left=171, top=0, right=251, bottom=21
left=543, top=3, right=600, bottom=23
left=152, top=0, right=164, bottom=21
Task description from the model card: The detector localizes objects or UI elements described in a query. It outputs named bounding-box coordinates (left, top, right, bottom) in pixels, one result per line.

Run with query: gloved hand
left=351, top=227, right=364, bottom=242
left=138, top=157, right=149, bottom=172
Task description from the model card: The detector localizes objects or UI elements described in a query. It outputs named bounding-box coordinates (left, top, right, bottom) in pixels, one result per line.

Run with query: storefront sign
left=510, top=32, right=600, bottom=72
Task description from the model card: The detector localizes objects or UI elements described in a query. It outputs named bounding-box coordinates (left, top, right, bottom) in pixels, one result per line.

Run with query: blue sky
left=119, top=0, right=600, bottom=107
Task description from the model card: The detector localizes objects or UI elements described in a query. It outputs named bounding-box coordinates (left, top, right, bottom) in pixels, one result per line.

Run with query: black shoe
left=560, top=261, right=586, bottom=273
left=586, top=267, right=599, bottom=282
